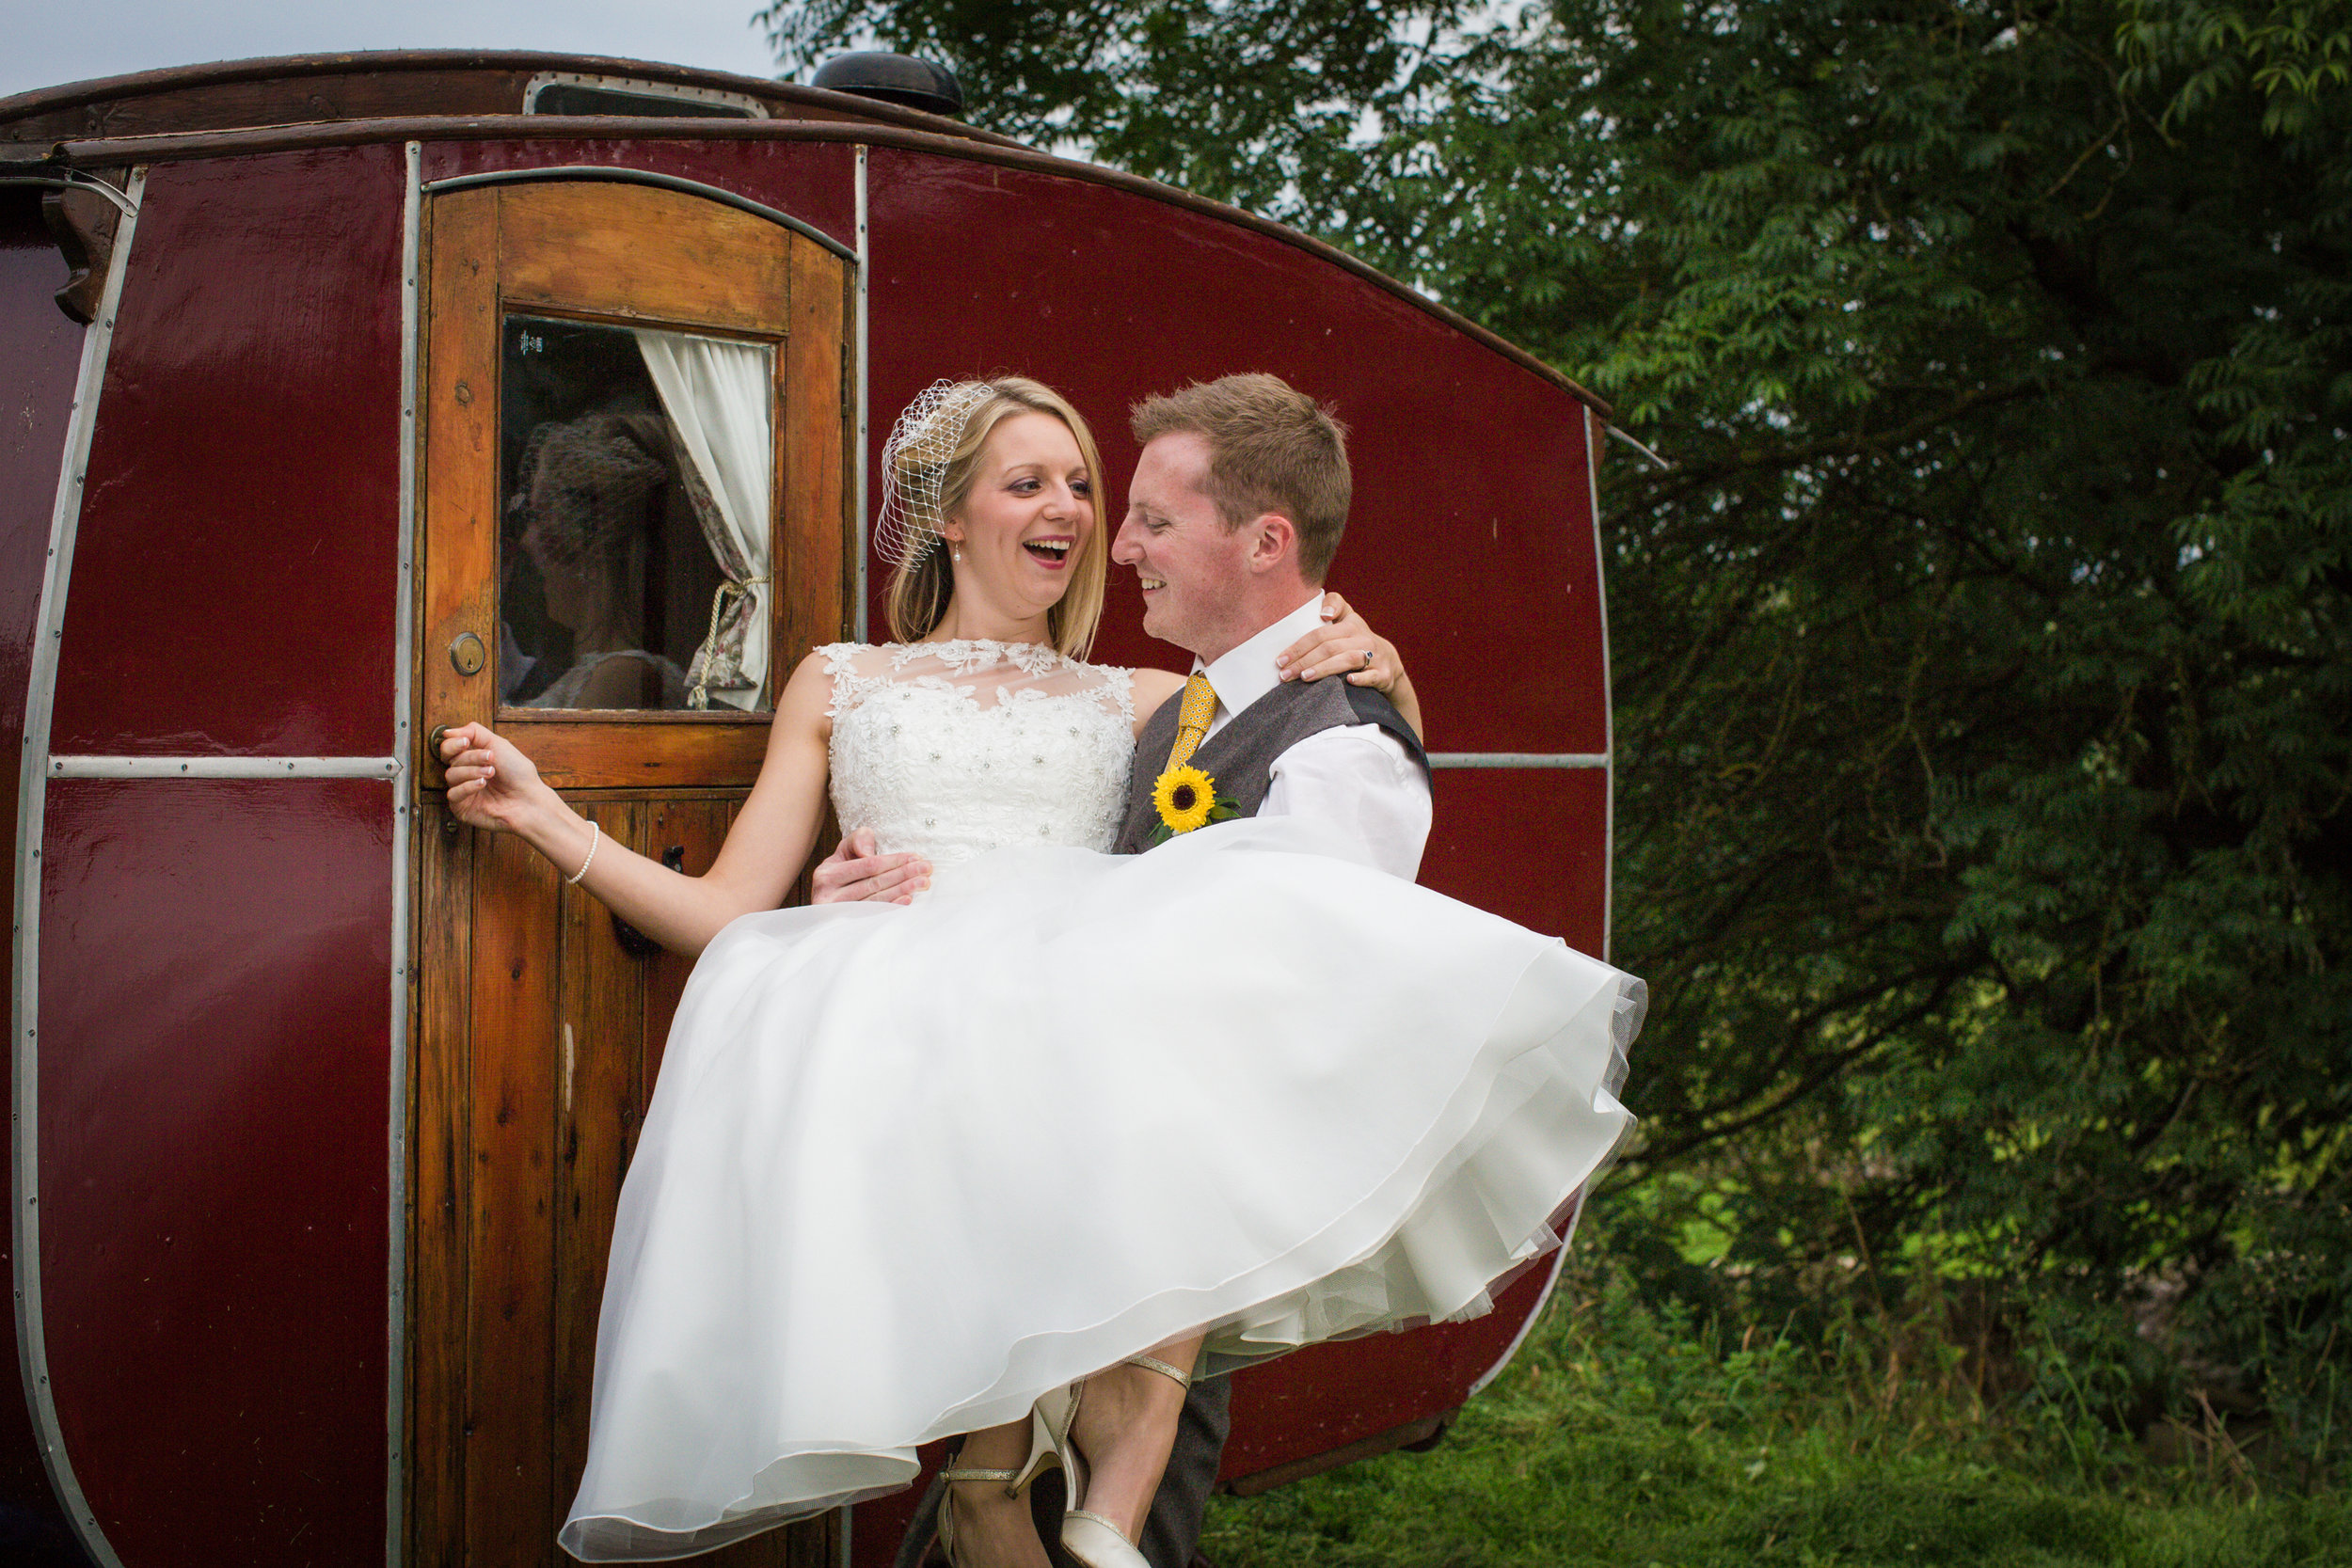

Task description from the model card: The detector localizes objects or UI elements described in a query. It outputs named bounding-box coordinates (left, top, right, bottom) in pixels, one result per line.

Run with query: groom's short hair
left=1130, top=373, right=1352, bottom=582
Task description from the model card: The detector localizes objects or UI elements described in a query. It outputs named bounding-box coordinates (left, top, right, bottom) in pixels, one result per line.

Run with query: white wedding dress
left=560, top=641, right=1642, bottom=1560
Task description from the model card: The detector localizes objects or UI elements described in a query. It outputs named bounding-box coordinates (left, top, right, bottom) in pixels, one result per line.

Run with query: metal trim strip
left=852, top=145, right=870, bottom=642
left=386, top=136, right=421, bottom=1568
left=1467, top=1246, right=1570, bottom=1399
left=1588, top=405, right=1616, bottom=966
left=11, top=164, right=147, bottom=1568
left=837, top=151, right=873, bottom=1557
left=1461, top=405, right=1624, bottom=1403
left=0, top=173, right=140, bottom=219
left=1603, top=420, right=1671, bottom=471
left=46, top=755, right=402, bottom=779
left=1427, top=752, right=1607, bottom=769
left=421, top=166, right=857, bottom=261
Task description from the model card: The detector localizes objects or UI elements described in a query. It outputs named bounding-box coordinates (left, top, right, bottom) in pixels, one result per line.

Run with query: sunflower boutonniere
left=1148, top=763, right=1239, bottom=845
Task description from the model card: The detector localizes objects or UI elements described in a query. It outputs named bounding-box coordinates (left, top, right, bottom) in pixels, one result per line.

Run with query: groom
left=825, top=372, right=1433, bottom=1568
left=1105, top=373, right=1430, bottom=876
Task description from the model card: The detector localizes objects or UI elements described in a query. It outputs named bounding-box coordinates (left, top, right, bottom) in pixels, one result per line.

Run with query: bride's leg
left=1067, top=1334, right=1205, bottom=1541
left=940, top=1418, right=1053, bottom=1568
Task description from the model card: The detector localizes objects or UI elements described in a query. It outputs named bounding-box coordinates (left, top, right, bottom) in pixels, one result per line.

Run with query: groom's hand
left=810, top=829, right=931, bottom=905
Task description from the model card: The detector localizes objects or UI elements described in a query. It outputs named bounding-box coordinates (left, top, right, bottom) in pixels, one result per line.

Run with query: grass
left=1200, top=1259, right=2352, bottom=1567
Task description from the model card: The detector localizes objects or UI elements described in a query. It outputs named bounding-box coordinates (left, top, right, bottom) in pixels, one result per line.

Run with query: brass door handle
left=427, top=724, right=452, bottom=768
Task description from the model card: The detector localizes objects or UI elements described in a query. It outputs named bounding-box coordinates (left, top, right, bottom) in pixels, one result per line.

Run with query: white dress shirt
left=1194, top=594, right=1433, bottom=880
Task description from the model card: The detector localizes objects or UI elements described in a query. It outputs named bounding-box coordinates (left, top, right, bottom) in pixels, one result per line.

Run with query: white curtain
left=634, top=329, right=775, bottom=711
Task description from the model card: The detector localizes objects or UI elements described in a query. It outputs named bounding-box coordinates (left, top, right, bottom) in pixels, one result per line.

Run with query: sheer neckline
left=882, top=639, right=1068, bottom=676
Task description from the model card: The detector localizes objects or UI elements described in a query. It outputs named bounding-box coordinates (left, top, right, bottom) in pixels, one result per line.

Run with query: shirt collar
left=1197, top=594, right=1328, bottom=724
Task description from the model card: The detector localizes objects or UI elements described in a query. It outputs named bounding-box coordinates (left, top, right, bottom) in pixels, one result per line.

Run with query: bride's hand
left=439, top=721, right=550, bottom=834
left=1274, top=592, right=1423, bottom=740
left=810, top=829, right=930, bottom=905
left=1277, top=592, right=1403, bottom=690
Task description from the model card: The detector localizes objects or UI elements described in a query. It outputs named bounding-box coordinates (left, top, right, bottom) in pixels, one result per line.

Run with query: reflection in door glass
left=501, top=314, right=775, bottom=711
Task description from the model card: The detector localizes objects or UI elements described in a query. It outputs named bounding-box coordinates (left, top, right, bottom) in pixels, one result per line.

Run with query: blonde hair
left=883, top=377, right=1108, bottom=659
left=1129, top=372, right=1351, bottom=582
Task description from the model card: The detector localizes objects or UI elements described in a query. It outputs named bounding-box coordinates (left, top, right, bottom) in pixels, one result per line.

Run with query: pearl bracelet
left=567, top=820, right=601, bottom=886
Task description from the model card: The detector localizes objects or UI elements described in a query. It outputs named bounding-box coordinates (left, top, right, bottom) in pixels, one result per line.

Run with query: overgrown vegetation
left=1202, top=1241, right=2352, bottom=1564
left=766, top=0, right=2352, bottom=1489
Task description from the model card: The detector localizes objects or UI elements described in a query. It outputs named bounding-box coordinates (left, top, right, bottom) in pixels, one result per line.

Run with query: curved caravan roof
left=0, top=50, right=1016, bottom=141
left=0, top=50, right=1621, bottom=1568
left=0, top=51, right=1606, bottom=417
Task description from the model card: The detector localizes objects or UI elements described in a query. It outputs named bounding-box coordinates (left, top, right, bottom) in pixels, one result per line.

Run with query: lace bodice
left=821, top=641, right=1137, bottom=868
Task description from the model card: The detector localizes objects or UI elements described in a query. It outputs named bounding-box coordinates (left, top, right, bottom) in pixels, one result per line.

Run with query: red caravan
left=0, top=52, right=1619, bottom=1568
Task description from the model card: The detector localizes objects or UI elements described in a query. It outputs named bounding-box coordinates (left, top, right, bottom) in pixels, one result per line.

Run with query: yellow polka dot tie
left=1165, top=672, right=1218, bottom=771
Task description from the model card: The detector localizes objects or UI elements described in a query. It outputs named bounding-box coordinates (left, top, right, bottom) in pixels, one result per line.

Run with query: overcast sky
left=1, top=0, right=791, bottom=101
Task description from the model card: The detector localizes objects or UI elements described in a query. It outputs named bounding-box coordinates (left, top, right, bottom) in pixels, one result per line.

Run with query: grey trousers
left=892, top=1375, right=1232, bottom=1568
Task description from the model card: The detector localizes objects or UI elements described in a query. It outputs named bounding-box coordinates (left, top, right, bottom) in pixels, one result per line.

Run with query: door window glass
left=500, top=314, right=775, bottom=711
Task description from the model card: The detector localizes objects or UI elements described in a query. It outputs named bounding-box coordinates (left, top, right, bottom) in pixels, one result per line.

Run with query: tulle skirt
left=560, top=816, right=1641, bottom=1560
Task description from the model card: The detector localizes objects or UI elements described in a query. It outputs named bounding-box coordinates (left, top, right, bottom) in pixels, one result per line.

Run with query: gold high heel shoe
left=1035, top=1353, right=1196, bottom=1568
left=934, top=1402, right=1061, bottom=1568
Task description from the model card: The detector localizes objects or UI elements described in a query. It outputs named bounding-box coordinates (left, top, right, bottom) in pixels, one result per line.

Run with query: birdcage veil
left=875, top=379, right=998, bottom=567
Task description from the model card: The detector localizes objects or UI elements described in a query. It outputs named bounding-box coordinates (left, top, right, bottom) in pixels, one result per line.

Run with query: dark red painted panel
left=50, top=148, right=405, bottom=757
left=863, top=149, right=1607, bottom=757
left=419, top=136, right=859, bottom=249
left=1422, top=767, right=1611, bottom=958
left=39, top=779, right=391, bottom=1568
left=0, top=193, right=101, bottom=1568
left=0, top=199, right=80, bottom=744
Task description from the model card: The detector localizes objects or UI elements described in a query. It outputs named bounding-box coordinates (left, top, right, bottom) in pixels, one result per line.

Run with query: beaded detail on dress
left=820, top=641, right=1136, bottom=868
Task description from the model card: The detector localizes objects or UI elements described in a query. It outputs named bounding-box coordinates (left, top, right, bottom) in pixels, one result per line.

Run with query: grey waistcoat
left=1112, top=674, right=1430, bottom=855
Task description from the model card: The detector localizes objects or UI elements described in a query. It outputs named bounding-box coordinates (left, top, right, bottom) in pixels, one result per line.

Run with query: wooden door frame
left=413, top=178, right=853, bottom=786
left=406, top=174, right=854, bottom=1567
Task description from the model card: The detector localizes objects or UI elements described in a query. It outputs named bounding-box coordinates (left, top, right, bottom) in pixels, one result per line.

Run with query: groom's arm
left=1262, top=726, right=1432, bottom=880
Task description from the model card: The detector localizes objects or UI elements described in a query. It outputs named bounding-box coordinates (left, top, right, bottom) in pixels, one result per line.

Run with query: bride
left=438, top=375, right=1640, bottom=1566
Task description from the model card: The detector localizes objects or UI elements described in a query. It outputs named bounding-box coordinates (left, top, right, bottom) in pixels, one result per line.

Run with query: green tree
left=770, top=0, right=2352, bottom=1459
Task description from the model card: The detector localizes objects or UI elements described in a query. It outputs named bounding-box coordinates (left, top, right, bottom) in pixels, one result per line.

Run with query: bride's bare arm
left=438, top=652, right=836, bottom=955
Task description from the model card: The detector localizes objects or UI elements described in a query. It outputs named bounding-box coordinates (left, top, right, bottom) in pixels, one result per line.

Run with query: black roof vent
left=811, top=53, right=963, bottom=119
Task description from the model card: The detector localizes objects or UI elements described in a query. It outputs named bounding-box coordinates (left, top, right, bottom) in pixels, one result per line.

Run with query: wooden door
left=410, top=180, right=852, bottom=1567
